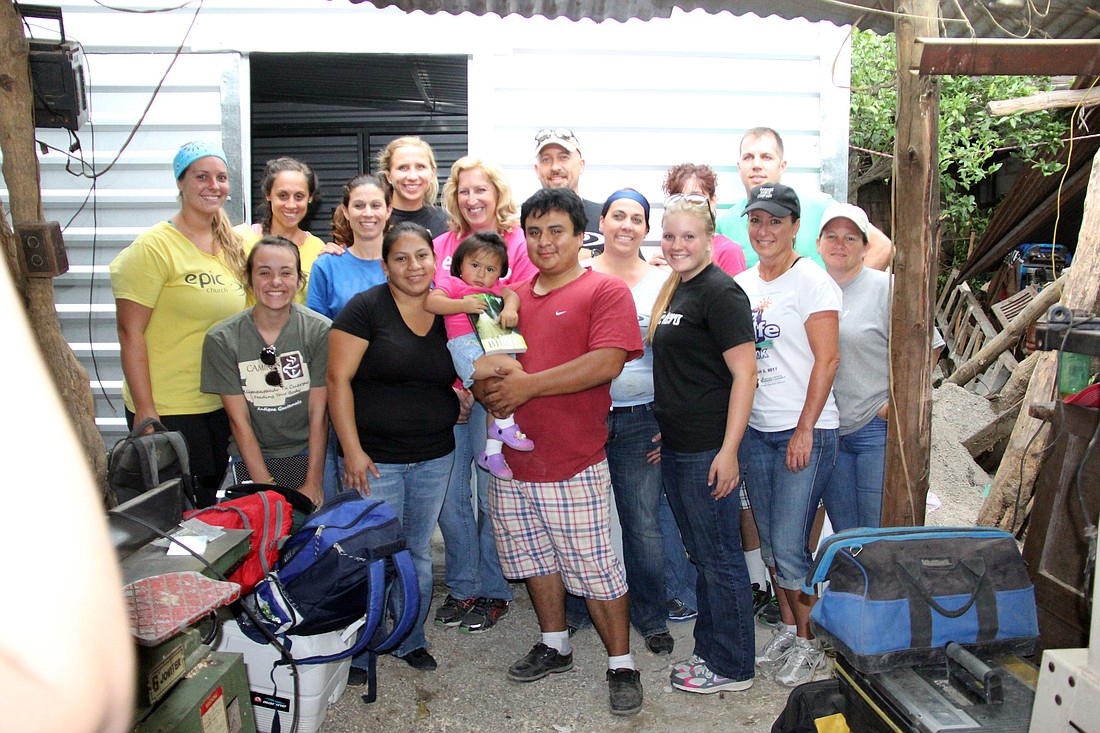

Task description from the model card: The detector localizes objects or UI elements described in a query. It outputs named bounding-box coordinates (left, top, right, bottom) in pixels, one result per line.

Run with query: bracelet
left=265, top=477, right=276, bottom=484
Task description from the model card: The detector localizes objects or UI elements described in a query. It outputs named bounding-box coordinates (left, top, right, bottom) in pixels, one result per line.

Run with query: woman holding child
left=430, top=157, right=538, bottom=634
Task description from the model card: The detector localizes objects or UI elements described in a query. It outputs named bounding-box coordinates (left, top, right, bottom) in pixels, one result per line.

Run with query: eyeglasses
left=534, top=127, right=578, bottom=145
left=260, top=346, right=282, bottom=386
left=665, top=193, right=710, bottom=207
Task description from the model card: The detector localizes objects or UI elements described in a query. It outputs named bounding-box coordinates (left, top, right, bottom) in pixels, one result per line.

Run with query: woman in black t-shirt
left=328, top=221, right=459, bottom=674
left=649, top=195, right=757, bottom=695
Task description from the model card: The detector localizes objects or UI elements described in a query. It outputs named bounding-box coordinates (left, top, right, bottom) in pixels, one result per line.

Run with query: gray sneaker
left=756, top=625, right=796, bottom=676
left=774, top=637, right=826, bottom=687
left=671, top=654, right=705, bottom=680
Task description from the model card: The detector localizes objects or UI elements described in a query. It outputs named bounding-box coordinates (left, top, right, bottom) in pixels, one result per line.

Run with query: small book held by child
left=467, top=293, right=527, bottom=355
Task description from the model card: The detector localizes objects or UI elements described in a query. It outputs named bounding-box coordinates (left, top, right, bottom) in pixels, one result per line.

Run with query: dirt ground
left=320, top=385, right=995, bottom=732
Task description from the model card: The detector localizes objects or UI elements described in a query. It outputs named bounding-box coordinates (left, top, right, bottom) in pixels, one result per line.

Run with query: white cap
left=819, top=203, right=871, bottom=238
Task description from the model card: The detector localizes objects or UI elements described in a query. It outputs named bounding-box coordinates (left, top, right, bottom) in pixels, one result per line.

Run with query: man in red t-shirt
left=475, top=187, right=644, bottom=716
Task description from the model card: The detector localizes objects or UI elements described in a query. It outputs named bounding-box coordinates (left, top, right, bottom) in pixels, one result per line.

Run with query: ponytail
left=213, top=209, right=247, bottom=282
left=645, top=273, right=682, bottom=346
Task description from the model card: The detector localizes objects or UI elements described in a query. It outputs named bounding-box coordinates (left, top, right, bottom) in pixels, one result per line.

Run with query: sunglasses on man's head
left=534, top=127, right=578, bottom=145
left=260, top=346, right=282, bottom=386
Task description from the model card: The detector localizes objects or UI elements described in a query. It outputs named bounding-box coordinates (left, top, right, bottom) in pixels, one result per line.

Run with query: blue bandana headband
left=173, top=141, right=228, bottom=180
left=601, top=189, right=651, bottom=227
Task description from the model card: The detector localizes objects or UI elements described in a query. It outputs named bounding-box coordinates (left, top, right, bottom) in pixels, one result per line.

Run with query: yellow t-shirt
left=110, top=221, right=246, bottom=415
left=234, top=223, right=325, bottom=306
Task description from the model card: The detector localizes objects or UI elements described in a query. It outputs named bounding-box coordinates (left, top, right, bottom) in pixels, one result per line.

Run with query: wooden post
left=0, top=0, right=107, bottom=487
left=882, top=0, right=940, bottom=528
left=978, top=150, right=1100, bottom=530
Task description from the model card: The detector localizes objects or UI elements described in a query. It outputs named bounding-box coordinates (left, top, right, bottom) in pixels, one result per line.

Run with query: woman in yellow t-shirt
left=234, top=157, right=325, bottom=303
left=110, top=141, right=247, bottom=507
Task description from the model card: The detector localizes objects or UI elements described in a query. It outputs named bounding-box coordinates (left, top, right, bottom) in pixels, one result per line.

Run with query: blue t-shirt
left=306, top=252, right=386, bottom=320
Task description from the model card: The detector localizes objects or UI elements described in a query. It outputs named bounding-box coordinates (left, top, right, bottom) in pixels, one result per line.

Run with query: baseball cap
left=819, top=202, right=871, bottom=238
left=534, top=127, right=581, bottom=155
left=742, top=183, right=800, bottom=218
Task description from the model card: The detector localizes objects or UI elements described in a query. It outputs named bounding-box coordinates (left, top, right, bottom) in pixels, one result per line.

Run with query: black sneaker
left=645, top=631, right=675, bottom=655
left=667, top=597, right=698, bottom=622
left=507, top=643, right=573, bottom=682
left=435, top=594, right=478, bottom=627
left=346, top=666, right=371, bottom=686
left=607, top=668, right=643, bottom=716
left=459, top=598, right=509, bottom=634
left=756, top=591, right=781, bottom=626
left=398, top=647, right=437, bottom=671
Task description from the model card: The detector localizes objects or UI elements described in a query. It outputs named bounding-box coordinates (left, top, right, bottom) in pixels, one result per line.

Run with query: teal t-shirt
left=715, top=187, right=832, bottom=268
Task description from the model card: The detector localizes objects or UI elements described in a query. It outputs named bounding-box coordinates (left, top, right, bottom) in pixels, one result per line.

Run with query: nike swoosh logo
left=555, top=310, right=567, bottom=316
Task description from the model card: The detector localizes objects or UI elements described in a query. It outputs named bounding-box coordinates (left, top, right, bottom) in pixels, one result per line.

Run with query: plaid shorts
left=488, top=460, right=628, bottom=600
left=739, top=476, right=752, bottom=511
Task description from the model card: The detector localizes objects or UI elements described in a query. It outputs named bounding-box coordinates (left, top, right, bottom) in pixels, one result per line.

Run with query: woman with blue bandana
left=110, top=141, right=247, bottom=506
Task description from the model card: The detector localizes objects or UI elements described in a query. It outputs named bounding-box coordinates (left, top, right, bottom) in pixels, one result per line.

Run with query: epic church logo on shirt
left=751, top=297, right=780, bottom=358
left=657, top=311, right=683, bottom=327
left=185, top=270, right=245, bottom=296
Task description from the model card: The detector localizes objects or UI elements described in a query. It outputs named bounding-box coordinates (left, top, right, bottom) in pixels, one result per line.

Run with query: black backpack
left=106, top=418, right=194, bottom=508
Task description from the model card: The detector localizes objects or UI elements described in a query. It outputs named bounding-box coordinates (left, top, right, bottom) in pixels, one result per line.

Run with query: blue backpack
left=239, top=492, right=418, bottom=664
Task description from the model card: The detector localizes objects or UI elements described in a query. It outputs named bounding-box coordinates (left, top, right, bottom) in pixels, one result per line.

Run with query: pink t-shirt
left=432, top=226, right=538, bottom=289
left=712, top=233, right=748, bottom=277
left=435, top=274, right=504, bottom=340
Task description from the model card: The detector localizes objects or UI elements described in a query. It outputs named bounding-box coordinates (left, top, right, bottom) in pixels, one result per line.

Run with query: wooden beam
left=988, top=88, right=1100, bottom=117
left=913, top=38, right=1100, bottom=76
left=883, top=0, right=940, bottom=528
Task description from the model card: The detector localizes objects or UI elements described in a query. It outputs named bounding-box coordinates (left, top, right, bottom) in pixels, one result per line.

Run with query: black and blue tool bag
left=804, top=526, right=1038, bottom=674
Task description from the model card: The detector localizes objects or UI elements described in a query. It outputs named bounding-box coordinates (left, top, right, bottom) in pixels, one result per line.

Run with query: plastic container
left=214, top=613, right=360, bottom=733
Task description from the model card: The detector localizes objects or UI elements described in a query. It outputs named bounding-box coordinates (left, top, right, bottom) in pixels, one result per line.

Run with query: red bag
left=185, top=491, right=292, bottom=593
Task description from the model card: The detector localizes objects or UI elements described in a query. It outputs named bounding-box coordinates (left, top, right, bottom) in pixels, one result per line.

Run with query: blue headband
left=173, top=141, right=228, bottom=180
left=601, top=189, right=651, bottom=227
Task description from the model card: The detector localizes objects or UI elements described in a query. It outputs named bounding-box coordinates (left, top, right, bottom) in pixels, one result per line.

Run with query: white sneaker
left=670, top=654, right=705, bottom=680
left=774, top=637, right=826, bottom=687
left=756, top=625, right=796, bottom=674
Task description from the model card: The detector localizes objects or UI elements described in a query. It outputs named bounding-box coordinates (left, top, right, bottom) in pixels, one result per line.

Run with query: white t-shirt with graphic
left=734, top=259, right=842, bottom=432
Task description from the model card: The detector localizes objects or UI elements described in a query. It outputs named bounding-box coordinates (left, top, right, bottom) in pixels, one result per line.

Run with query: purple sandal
left=489, top=421, right=535, bottom=451
left=478, top=451, right=514, bottom=480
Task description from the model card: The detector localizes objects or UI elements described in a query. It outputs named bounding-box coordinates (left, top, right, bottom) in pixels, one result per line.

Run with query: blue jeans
left=605, top=406, right=668, bottom=637
left=740, top=426, right=837, bottom=591
left=661, top=448, right=754, bottom=681
left=342, top=452, right=454, bottom=661
left=823, top=417, right=886, bottom=531
left=660, top=489, right=698, bottom=610
left=321, top=428, right=342, bottom=501
left=437, top=402, right=512, bottom=601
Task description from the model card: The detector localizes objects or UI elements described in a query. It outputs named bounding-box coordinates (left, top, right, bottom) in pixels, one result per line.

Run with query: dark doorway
left=248, top=52, right=468, bottom=241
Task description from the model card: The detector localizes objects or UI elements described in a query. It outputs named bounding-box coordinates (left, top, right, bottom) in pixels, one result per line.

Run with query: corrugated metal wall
left=33, top=52, right=243, bottom=447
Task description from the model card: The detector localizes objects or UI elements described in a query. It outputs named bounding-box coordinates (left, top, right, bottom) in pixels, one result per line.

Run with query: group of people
left=110, top=125, right=907, bottom=717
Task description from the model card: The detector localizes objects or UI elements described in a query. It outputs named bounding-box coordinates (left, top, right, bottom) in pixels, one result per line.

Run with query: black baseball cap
left=743, top=183, right=800, bottom=218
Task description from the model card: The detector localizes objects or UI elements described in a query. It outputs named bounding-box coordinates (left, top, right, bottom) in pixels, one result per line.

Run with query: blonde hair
left=213, top=209, right=247, bottom=280
left=645, top=198, right=716, bottom=345
left=378, top=137, right=440, bottom=207
left=442, top=156, right=518, bottom=236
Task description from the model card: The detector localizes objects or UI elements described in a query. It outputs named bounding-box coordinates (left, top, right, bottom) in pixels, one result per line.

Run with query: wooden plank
left=913, top=38, right=1100, bottom=76
left=988, top=88, right=1100, bottom=117
left=883, top=0, right=940, bottom=529
left=963, top=400, right=1022, bottom=458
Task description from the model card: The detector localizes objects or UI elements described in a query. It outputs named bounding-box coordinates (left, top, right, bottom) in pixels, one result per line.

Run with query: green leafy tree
left=850, top=30, right=1067, bottom=267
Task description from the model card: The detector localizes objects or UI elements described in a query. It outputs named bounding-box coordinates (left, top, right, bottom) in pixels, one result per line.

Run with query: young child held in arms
left=426, top=231, right=534, bottom=479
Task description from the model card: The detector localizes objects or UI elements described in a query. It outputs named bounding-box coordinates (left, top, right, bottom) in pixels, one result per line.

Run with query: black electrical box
left=29, top=39, right=88, bottom=131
